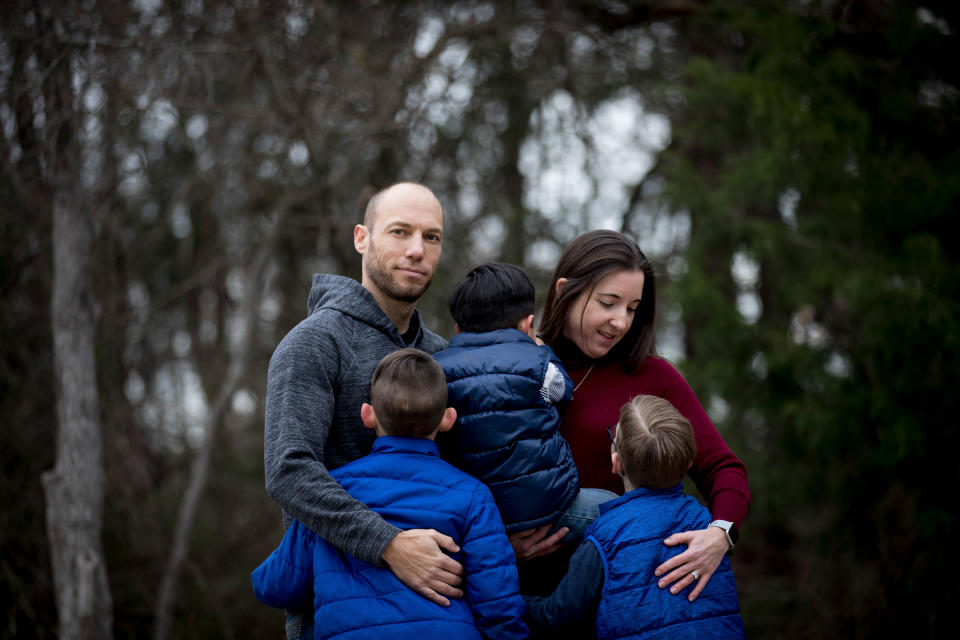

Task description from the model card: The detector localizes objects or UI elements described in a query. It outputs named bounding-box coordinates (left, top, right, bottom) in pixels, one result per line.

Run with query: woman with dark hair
left=512, top=229, right=750, bottom=602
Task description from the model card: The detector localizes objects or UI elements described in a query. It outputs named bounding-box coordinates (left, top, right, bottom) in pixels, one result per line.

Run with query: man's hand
left=654, top=526, right=728, bottom=601
left=508, top=524, right=569, bottom=562
left=382, top=529, right=465, bottom=606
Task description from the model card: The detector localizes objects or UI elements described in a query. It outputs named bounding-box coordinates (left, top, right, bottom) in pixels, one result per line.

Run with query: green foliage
left=662, top=1, right=960, bottom=636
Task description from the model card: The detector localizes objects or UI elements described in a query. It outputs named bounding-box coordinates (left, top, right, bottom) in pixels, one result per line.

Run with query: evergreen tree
left=662, top=2, right=960, bottom=636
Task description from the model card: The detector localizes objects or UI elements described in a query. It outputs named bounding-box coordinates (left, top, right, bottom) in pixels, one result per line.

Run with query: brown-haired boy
left=523, top=395, right=746, bottom=638
left=253, top=349, right=528, bottom=639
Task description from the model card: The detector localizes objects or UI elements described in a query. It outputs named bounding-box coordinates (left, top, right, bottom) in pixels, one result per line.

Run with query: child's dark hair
left=370, top=348, right=449, bottom=437
left=614, top=395, right=697, bottom=489
left=448, top=262, right=535, bottom=333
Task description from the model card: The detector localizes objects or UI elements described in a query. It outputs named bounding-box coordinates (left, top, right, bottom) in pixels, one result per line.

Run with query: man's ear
left=353, top=224, right=369, bottom=255
left=360, top=402, right=378, bottom=430
left=555, top=277, right=568, bottom=296
left=436, top=407, right=457, bottom=433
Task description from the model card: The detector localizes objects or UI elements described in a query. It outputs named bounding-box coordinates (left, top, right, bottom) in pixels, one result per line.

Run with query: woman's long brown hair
left=539, top=230, right=656, bottom=371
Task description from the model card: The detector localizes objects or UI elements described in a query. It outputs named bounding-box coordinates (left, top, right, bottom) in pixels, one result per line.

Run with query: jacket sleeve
left=251, top=520, right=315, bottom=610
left=461, top=484, right=529, bottom=639
left=263, top=322, right=399, bottom=566
left=523, top=539, right=603, bottom=635
left=540, top=345, right=574, bottom=405
left=654, top=359, right=751, bottom=526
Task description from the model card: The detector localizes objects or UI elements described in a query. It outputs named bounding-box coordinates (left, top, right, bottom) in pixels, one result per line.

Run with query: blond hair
left=615, top=395, right=696, bottom=488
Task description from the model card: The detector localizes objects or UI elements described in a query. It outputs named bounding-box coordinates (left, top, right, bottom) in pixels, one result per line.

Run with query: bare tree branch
left=152, top=202, right=288, bottom=640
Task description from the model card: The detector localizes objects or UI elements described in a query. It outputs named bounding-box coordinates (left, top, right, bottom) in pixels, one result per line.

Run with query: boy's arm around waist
left=523, top=539, right=603, bottom=634
left=263, top=322, right=399, bottom=566
left=461, top=483, right=529, bottom=639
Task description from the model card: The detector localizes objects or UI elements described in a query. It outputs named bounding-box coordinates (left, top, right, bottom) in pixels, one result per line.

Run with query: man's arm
left=523, top=539, right=603, bottom=635
left=263, top=324, right=463, bottom=604
left=264, top=325, right=398, bottom=563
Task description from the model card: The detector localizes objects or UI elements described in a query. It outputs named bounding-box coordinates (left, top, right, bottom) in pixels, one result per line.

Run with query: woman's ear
left=555, top=277, right=569, bottom=296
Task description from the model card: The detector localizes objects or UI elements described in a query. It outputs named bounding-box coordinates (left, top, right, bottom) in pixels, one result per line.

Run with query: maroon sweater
left=560, top=354, right=750, bottom=527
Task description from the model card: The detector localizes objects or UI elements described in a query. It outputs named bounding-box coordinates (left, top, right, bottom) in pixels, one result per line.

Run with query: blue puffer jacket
left=251, top=437, right=528, bottom=640
left=434, top=329, right=578, bottom=533
left=586, top=486, right=745, bottom=639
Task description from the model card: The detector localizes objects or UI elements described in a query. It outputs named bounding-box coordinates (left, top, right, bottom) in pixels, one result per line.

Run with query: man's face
left=355, top=185, right=443, bottom=304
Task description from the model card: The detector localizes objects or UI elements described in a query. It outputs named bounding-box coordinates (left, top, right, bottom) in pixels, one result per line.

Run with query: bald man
left=264, top=183, right=463, bottom=638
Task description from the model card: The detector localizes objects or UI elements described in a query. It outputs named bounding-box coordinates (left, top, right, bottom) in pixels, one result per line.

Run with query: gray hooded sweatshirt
left=264, top=274, right=447, bottom=565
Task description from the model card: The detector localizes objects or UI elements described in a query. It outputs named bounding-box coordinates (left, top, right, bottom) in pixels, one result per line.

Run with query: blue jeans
left=552, top=488, right=619, bottom=542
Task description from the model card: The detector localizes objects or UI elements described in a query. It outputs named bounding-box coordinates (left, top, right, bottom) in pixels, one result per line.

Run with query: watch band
left=709, top=519, right=739, bottom=550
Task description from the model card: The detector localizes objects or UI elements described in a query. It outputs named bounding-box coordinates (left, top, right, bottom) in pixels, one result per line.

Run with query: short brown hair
left=614, top=395, right=696, bottom=488
left=370, top=348, right=449, bottom=437
left=539, top=230, right=657, bottom=372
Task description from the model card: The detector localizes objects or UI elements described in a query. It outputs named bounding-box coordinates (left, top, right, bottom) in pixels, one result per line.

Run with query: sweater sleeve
left=523, top=540, right=603, bottom=636
left=461, top=484, right=529, bottom=639
left=653, top=359, right=750, bottom=526
left=251, top=520, right=316, bottom=610
left=263, top=323, right=399, bottom=566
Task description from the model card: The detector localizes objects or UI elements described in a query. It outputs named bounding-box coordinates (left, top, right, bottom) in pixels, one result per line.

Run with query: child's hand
left=383, top=529, right=465, bottom=606
left=508, top=524, right=569, bottom=562
left=653, top=526, right=728, bottom=601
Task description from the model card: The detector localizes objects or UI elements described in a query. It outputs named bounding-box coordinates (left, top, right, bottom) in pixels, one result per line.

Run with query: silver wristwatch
left=709, top=519, right=739, bottom=551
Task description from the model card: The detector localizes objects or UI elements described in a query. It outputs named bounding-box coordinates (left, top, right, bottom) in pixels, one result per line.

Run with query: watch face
left=728, top=524, right=740, bottom=545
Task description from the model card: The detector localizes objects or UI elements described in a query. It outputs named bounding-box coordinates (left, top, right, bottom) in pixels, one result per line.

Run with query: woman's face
left=560, top=269, right=646, bottom=359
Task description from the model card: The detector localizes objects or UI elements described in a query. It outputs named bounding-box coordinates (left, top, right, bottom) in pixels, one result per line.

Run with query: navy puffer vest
left=434, top=329, right=579, bottom=533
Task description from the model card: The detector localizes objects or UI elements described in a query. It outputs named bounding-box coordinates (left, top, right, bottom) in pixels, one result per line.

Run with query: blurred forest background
left=2, top=0, right=958, bottom=638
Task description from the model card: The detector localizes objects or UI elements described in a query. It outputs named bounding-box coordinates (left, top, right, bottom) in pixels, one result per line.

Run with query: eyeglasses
left=606, top=424, right=618, bottom=453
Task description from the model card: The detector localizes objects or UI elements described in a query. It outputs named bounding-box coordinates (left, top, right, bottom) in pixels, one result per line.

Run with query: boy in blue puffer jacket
left=252, top=349, right=528, bottom=640
left=523, top=395, right=746, bottom=639
left=434, top=263, right=616, bottom=539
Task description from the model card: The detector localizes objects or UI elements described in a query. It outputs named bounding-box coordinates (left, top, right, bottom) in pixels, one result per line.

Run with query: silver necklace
left=573, top=365, right=595, bottom=395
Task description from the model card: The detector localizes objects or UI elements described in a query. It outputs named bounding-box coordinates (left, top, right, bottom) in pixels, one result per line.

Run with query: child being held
left=252, top=348, right=528, bottom=640
left=434, top=262, right=616, bottom=539
left=523, top=395, right=746, bottom=639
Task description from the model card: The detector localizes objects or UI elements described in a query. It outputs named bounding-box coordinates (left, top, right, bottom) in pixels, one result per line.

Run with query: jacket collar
left=598, top=484, right=685, bottom=516
left=448, top=328, right=535, bottom=349
left=370, top=435, right=440, bottom=457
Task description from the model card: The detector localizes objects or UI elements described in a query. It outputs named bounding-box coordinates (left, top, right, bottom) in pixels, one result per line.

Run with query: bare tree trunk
left=153, top=213, right=283, bottom=640
left=43, top=186, right=114, bottom=640
left=39, top=3, right=114, bottom=632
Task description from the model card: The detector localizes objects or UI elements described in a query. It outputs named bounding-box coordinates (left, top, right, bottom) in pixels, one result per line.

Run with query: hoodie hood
left=306, top=274, right=399, bottom=334
left=305, top=274, right=442, bottom=349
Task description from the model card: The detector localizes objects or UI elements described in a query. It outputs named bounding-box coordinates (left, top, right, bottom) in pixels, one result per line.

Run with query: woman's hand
left=654, top=526, right=729, bottom=601
left=509, top=524, right=569, bottom=562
